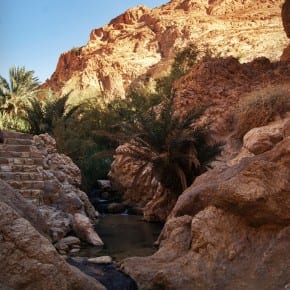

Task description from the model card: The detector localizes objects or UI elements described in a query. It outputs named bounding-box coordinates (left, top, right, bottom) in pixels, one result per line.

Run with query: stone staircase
left=0, top=130, right=45, bottom=205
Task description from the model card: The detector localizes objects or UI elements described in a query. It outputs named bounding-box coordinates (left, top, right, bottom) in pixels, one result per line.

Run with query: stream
left=69, top=214, right=163, bottom=290
left=74, top=214, right=163, bottom=261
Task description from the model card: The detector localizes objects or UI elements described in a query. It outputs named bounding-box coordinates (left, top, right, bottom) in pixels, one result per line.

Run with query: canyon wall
left=42, top=0, right=288, bottom=100
left=121, top=111, right=290, bottom=290
left=118, top=2, right=290, bottom=288
left=110, top=56, right=290, bottom=222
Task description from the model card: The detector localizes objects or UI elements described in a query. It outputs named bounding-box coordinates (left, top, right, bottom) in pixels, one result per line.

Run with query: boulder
left=54, top=236, right=81, bottom=254
left=0, top=197, right=105, bottom=290
left=0, top=180, right=50, bottom=239
left=88, top=256, right=113, bottom=264
left=96, top=180, right=112, bottom=191
left=121, top=137, right=290, bottom=290
left=172, top=137, right=290, bottom=226
left=38, top=206, right=72, bottom=242
left=32, top=134, right=99, bottom=242
left=243, top=120, right=284, bottom=155
left=72, top=213, right=104, bottom=246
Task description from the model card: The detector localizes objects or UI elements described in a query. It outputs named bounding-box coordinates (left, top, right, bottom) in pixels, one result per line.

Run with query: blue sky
left=0, top=0, right=168, bottom=83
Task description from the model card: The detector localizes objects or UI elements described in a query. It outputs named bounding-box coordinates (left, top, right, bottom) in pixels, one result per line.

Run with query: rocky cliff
left=109, top=56, right=290, bottom=222
left=115, top=3, right=290, bottom=288
left=42, top=0, right=288, bottom=99
left=121, top=115, right=290, bottom=290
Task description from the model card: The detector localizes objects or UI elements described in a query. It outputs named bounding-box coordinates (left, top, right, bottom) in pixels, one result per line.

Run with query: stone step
left=0, top=150, right=31, bottom=158
left=20, top=190, right=44, bottom=206
left=2, top=130, right=33, bottom=140
left=6, top=180, right=44, bottom=190
left=30, top=150, right=44, bottom=159
left=4, top=138, right=33, bottom=145
left=20, top=195, right=43, bottom=206
left=20, top=189, right=44, bottom=198
left=0, top=164, right=42, bottom=172
left=0, top=171, right=44, bottom=182
left=0, top=157, right=9, bottom=164
left=0, top=157, right=43, bottom=166
left=0, top=144, right=32, bottom=152
left=0, top=148, right=44, bottom=159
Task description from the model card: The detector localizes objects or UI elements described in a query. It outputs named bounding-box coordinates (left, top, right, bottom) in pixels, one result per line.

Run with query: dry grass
left=234, top=84, right=290, bottom=140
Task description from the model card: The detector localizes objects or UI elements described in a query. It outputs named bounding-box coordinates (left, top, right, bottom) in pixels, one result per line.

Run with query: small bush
left=0, top=111, right=29, bottom=132
left=156, top=43, right=199, bottom=96
left=234, top=85, right=290, bottom=140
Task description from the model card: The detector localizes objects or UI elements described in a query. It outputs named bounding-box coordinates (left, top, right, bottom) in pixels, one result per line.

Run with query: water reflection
left=74, top=214, right=163, bottom=261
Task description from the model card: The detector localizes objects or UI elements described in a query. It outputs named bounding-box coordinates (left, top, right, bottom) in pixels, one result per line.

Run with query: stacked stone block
left=0, top=130, right=44, bottom=204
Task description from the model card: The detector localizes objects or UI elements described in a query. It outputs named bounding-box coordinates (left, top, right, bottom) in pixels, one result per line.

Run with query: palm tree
left=0, top=66, right=40, bottom=115
left=112, top=94, right=221, bottom=195
left=21, top=91, right=78, bottom=135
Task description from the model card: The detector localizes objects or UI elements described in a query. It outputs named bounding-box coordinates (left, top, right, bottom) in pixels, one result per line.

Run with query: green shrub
left=0, top=66, right=39, bottom=132
left=112, top=95, right=221, bottom=194
left=156, top=43, right=199, bottom=96
left=52, top=96, right=119, bottom=192
left=0, top=111, right=29, bottom=132
left=20, top=92, right=76, bottom=135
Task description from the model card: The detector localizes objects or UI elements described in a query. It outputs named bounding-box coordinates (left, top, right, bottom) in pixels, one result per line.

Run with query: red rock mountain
left=43, top=0, right=288, bottom=99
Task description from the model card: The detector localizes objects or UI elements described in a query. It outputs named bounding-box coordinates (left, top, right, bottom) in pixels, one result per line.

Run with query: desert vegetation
left=113, top=94, right=220, bottom=194
left=234, top=85, right=290, bottom=140
left=0, top=45, right=221, bottom=193
left=0, top=66, right=40, bottom=131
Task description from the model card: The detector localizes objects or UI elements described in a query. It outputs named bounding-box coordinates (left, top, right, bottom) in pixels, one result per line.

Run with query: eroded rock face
left=121, top=132, right=290, bottom=289
left=173, top=57, right=290, bottom=133
left=0, top=131, right=99, bottom=245
left=0, top=183, right=105, bottom=290
left=109, top=143, right=177, bottom=222
left=42, top=0, right=287, bottom=99
left=32, top=133, right=97, bottom=241
left=110, top=58, right=290, bottom=222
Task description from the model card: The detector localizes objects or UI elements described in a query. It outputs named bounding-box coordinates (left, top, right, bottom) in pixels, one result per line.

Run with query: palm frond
left=110, top=92, right=220, bottom=194
left=0, top=75, right=11, bottom=100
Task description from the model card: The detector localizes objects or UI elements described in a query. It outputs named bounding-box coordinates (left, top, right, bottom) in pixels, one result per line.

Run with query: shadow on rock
left=67, top=257, right=138, bottom=290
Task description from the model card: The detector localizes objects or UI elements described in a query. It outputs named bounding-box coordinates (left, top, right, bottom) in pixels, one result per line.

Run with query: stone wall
left=0, top=131, right=98, bottom=243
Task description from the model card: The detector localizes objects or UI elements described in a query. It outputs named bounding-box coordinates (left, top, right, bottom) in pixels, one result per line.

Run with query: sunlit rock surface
left=0, top=131, right=99, bottom=243
left=0, top=180, right=105, bottom=290
left=42, top=0, right=288, bottom=99
left=121, top=132, right=290, bottom=290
